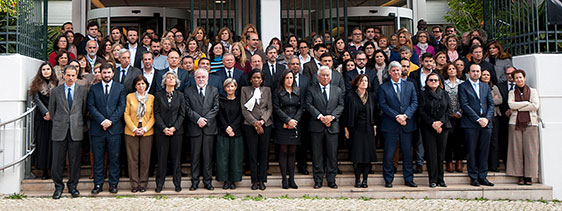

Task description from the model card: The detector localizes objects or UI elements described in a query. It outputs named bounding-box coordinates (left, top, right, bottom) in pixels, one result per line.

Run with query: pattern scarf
left=514, top=85, right=531, bottom=130
left=135, top=91, right=148, bottom=120
left=356, top=89, right=368, bottom=105
left=447, top=50, right=459, bottom=62
left=417, top=43, right=429, bottom=54
left=39, top=79, right=55, bottom=96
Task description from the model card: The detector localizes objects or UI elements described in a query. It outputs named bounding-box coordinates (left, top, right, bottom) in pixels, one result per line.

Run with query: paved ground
left=1, top=196, right=561, bottom=210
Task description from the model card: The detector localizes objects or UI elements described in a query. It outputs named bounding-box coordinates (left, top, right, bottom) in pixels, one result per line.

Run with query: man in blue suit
left=157, top=49, right=189, bottom=92
left=378, top=61, right=418, bottom=188
left=458, top=64, right=495, bottom=187
left=215, top=53, right=244, bottom=95
left=88, top=63, right=127, bottom=194
left=345, top=51, right=379, bottom=95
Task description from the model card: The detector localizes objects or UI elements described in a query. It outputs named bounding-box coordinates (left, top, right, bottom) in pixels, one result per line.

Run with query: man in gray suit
left=48, top=65, right=88, bottom=199
left=184, top=68, right=220, bottom=190
left=114, top=48, right=142, bottom=93
left=305, top=66, right=345, bottom=189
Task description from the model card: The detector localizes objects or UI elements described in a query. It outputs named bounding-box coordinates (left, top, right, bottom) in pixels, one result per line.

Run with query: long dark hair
left=278, top=69, right=296, bottom=93
left=53, top=35, right=68, bottom=52
left=29, top=63, right=58, bottom=96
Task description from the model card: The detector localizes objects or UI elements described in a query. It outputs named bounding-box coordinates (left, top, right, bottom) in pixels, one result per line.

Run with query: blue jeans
left=91, top=133, right=122, bottom=186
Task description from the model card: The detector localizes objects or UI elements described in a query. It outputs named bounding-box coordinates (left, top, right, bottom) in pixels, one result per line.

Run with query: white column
left=513, top=54, right=562, bottom=200
left=72, top=0, right=87, bottom=34
left=411, top=0, right=426, bottom=33
left=260, top=0, right=281, bottom=47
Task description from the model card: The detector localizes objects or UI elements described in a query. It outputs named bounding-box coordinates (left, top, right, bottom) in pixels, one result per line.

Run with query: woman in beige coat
left=506, top=69, right=540, bottom=185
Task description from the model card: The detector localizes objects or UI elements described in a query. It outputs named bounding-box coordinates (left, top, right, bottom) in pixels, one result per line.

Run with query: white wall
left=260, top=0, right=281, bottom=49
left=0, top=54, right=44, bottom=194
left=513, top=54, right=562, bottom=200
left=48, top=1, right=73, bottom=26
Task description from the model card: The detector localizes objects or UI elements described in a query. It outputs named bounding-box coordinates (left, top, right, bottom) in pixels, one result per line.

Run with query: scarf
left=356, top=89, right=368, bottom=105
left=244, top=87, right=262, bottom=111
left=417, top=43, right=429, bottom=54
left=426, top=88, right=443, bottom=118
left=221, top=40, right=231, bottom=52
left=39, top=79, right=55, bottom=96
left=514, top=85, right=531, bottom=130
left=447, top=50, right=459, bottom=62
left=166, top=90, right=173, bottom=103
left=135, top=91, right=148, bottom=120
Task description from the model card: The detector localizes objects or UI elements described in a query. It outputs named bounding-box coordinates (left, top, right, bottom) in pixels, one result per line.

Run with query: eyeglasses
left=418, top=35, right=427, bottom=38
left=432, top=30, right=441, bottom=33
left=428, top=79, right=439, bottom=82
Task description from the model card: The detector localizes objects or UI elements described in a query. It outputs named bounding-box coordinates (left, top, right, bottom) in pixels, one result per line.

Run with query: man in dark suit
left=77, top=21, right=98, bottom=55
left=305, top=66, right=345, bottom=189
left=215, top=53, right=244, bottom=95
left=188, top=57, right=224, bottom=93
left=124, top=27, right=146, bottom=69
left=114, top=49, right=142, bottom=94
left=48, top=65, right=88, bottom=199
left=263, top=45, right=286, bottom=88
left=495, top=66, right=516, bottom=170
left=287, top=56, right=311, bottom=175
left=157, top=49, right=189, bottom=92
left=345, top=51, right=379, bottom=94
left=141, top=51, right=161, bottom=95
left=464, top=45, right=497, bottom=85
left=458, top=64, right=495, bottom=187
left=302, top=43, right=327, bottom=81
left=85, top=40, right=106, bottom=73
left=88, top=63, right=127, bottom=194
left=378, top=61, right=419, bottom=188
left=184, top=69, right=220, bottom=191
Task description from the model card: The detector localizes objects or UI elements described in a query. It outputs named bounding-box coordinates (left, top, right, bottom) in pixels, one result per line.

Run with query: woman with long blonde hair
left=231, top=42, right=252, bottom=74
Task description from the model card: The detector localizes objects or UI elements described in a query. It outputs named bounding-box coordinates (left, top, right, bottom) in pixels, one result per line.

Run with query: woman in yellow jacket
left=124, top=75, right=155, bottom=193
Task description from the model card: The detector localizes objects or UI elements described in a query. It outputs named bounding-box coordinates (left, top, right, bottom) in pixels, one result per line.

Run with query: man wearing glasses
left=348, top=28, right=364, bottom=54
left=431, top=26, right=444, bottom=52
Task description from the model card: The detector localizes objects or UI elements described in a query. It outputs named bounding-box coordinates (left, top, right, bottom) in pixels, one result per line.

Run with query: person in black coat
left=344, top=74, right=378, bottom=188
left=273, top=70, right=304, bottom=189
left=418, top=73, right=452, bottom=188
left=153, top=71, right=186, bottom=193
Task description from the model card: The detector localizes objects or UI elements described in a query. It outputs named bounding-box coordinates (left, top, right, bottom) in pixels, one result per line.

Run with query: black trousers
left=310, top=130, right=338, bottom=184
left=51, top=131, right=81, bottom=191
left=421, top=126, right=448, bottom=184
left=445, top=117, right=464, bottom=162
left=155, top=133, right=183, bottom=188
left=488, top=116, right=501, bottom=169
left=296, top=115, right=311, bottom=170
left=190, top=134, right=215, bottom=185
left=243, top=125, right=271, bottom=183
left=465, top=127, right=492, bottom=180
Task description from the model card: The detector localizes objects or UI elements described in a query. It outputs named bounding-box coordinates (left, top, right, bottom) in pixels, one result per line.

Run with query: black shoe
left=155, top=186, right=162, bottom=193
left=52, top=189, right=62, bottom=199
left=91, top=185, right=103, bottom=194
left=298, top=168, right=309, bottom=175
left=470, top=179, right=480, bottom=186
left=361, top=180, right=368, bottom=188
left=190, top=182, right=199, bottom=191
left=414, top=165, right=423, bottom=174
left=429, top=183, right=437, bottom=188
left=282, top=178, right=289, bottom=189
left=259, top=182, right=266, bottom=190
left=109, top=185, right=118, bottom=193
left=393, top=166, right=398, bottom=173
left=328, top=183, right=338, bottom=189
left=223, top=182, right=230, bottom=190
left=405, top=181, right=418, bottom=187
left=181, top=170, right=189, bottom=177
left=489, top=167, right=499, bottom=172
left=439, top=182, right=447, bottom=187
left=204, top=184, right=214, bottom=190
left=313, top=183, right=322, bottom=189
left=368, top=169, right=375, bottom=174
left=354, top=182, right=361, bottom=188
left=131, top=187, right=138, bottom=193
left=251, top=182, right=259, bottom=190
left=478, top=179, right=494, bottom=186
left=70, top=189, right=80, bottom=197
left=337, top=168, right=343, bottom=174
left=289, top=180, right=298, bottom=189
left=175, top=186, right=182, bottom=192
left=385, top=183, right=393, bottom=188
left=139, top=187, right=146, bottom=192
left=230, top=182, right=237, bottom=190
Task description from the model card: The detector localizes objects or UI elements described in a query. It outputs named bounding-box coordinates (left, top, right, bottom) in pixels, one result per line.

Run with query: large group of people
left=29, top=19, right=541, bottom=199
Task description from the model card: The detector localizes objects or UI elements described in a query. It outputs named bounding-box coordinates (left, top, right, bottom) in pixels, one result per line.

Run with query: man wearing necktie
left=302, top=44, right=327, bottom=82
left=263, top=46, right=286, bottom=88
left=216, top=53, right=244, bottom=95
left=114, top=49, right=142, bottom=93
left=458, top=64, right=495, bottom=187
left=49, top=65, right=88, bottom=199
left=497, top=66, right=516, bottom=171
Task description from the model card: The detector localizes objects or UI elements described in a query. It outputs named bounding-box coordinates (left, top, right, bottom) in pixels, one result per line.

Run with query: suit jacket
left=464, top=60, right=497, bottom=85
left=147, top=69, right=162, bottom=95
left=497, top=80, right=512, bottom=116
left=114, top=65, right=142, bottom=94
left=262, top=62, right=286, bottom=88
left=295, top=73, right=310, bottom=98
left=125, top=43, right=147, bottom=69
left=378, top=79, right=418, bottom=133
left=123, top=93, right=155, bottom=136
left=458, top=80, right=494, bottom=129
left=345, top=68, right=380, bottom=96
left=49, top=84, right=88, bottom=141
left=157, top=67, right=189, bottom=92
left=153, top=90, right=186, bottom=135
left=305, top=84, right=345, bottom=134
left=215, top=67, right=245, bottom=95
left=240, top=86, right=273, bottom=127
left=184, top=85, right=220, bottom=136
left=244, top=48, right=267, bottom=65
left=302, top=59, right=320, bottom=81
left=87, top=81, right=127, bottom=136
left=77, top=36, right=95, bottom=55
left=312, top=70, right=345, bottom=91
left=408, top=68, right=445, bottom=95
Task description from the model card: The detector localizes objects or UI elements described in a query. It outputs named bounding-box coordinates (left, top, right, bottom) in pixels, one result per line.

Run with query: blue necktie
left=67, top=88, right=73, bottom=109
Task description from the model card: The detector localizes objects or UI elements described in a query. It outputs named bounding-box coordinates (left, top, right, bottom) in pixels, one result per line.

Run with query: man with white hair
left=305, top=66, right=345, bottom=189
left=113, top=48, right=142, bottom=93
left=183, top=68, right=220, bottom=191
left=86, top=40, right=105, bottom=72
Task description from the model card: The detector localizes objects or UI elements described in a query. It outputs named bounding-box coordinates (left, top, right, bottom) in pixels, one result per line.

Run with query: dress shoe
left=298, top=168, right=309, bottom=175
left=91, top=185, right=103, bottom=194
left=244, top=169, right=251, bottom=176
left=282, top=178, right=289, bottom=189
left=41, top=175, right=50, bottom=180
left=289, top=180, right=298, bottom=189
left=70, top=189, right=80, bottom=197
left=328, top=183, right=338, bottom=189
left=109, top=185, right=118, bottom=193
left=439, top=182, right=447, bottom=187
left=52, top=189, right=62, bottom=199
left=414, top=165, right=423, bottom=174
left=313, top=183, right=322, bottom=189
left=190, top=183, right=199, bottom=191
left=267, top=170, right=272, bottom=176
left=139, top=187, right=147, bottom=192
left=478, top=179, right=494, bottom=186
left=405, top=181, right=418, bottom=187
left=429, top=183, right=437, bottom=188
left=251, top=182, right=259, bottom=190
left=230, top=182, right=237, bottom=190
left=175, top=186, right=182, bottom=192
left=131, top=187, right=138, bottom=193
left=337, top=168, right=343, bottom=174
left=368, top=169, right=375, bottom=174
left=393, top=166, right=398, bottom=173
left=204, top=184, right=214, bottom=190
left=354, top=182, right=361, bottom=188
left=223, top=182, right=230, bottom=190
left=385, top=183, right=393, bottom=188
left=155, top=186, right=163, bottom=193
left=489, top=167, right=499, bottom=172
left=361, top=180, right=368, bottom=188
left=470, top=179, right=480, bottom=186
left=446, top=162, right=454, bottom=173
left=525, top=177, right=533, bottom=185
left=259, top=182, right=266, bottom=190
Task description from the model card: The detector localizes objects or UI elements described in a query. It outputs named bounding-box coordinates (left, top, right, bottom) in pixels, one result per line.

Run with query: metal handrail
left=0, top=105, right=36, bottom=171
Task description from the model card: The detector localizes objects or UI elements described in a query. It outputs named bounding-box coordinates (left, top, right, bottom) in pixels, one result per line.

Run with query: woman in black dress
left=418, top=73, right=452, bottom=188
left=29, top=63, right=58, bottom=179
left=273, top=70, right=303, bottom=189
left=344, top=74, right=378, bottom=188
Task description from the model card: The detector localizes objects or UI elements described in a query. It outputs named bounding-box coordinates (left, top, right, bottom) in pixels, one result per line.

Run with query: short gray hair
left=223, top=53, right=234, bottom=59
left=399, top=46, right=412, bottom=54
left=389, top=61, right=402, bottom=70
left=161, top=70, right=181, bottom=89
left=194, top=68, right=209, bottom=77
left=118, top=48, right=130, bottom=58
left=317, top=65, right=331, bottom=76
left=223, top=78, right=238, bottom=88
left=265, top=45, right=277, bottom=53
